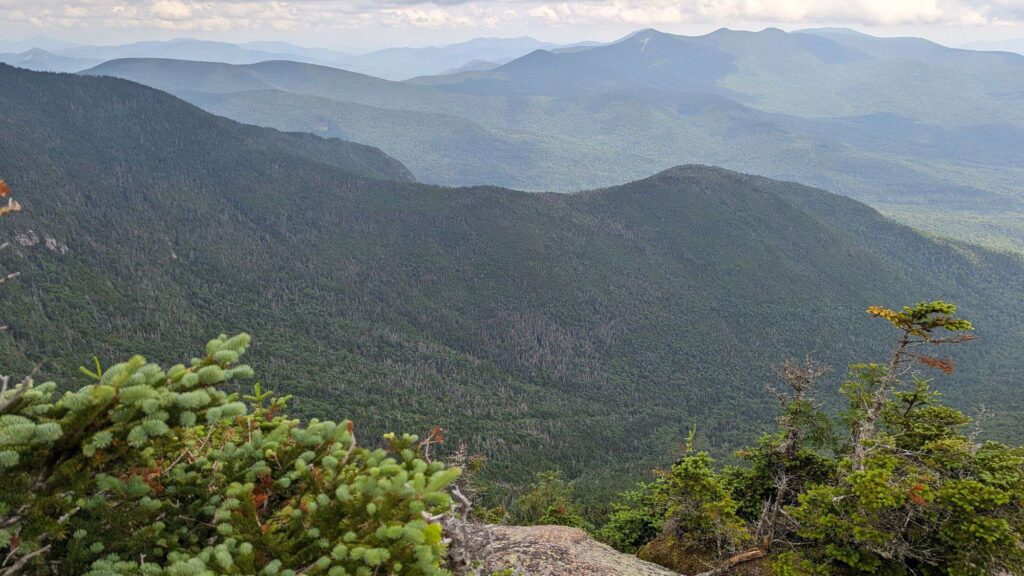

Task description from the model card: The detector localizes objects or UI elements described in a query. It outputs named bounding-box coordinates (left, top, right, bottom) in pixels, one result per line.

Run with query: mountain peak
left=501, top=48, right=556, bottom=66
left=797, top=27, right=870, bottom=37
left=617, top=28, right=669, bottom=43
left=644, top=164, right=742, bottom=183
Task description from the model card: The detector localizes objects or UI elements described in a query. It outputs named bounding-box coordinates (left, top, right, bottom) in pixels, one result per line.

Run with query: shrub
left=595, top=484, right=664, bottom=553
left=602, top=302, right=1024, bottom=576
left=0, top=334, right=458, bottom=575
left=507, top=471, right=591, bottom=531
left=598, top=440, right=748, bottom=559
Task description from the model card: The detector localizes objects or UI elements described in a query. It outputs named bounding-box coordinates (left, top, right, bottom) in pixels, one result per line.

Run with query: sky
left=3, top=0, right=1024, bottom=52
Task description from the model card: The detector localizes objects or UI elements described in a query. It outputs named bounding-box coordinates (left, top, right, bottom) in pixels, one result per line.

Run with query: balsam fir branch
left=0, top=334, right=460, bottom=575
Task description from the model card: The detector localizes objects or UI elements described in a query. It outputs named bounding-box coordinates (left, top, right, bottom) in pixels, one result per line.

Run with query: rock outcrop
left=474, top=525, right=680, bottom=575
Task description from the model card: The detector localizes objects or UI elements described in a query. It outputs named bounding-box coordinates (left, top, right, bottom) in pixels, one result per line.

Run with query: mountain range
left=0, top=48, right=102, bottom=73
left=961, top=38, right=1024, bottom=54
left=3, top=63, right=1024, bottom=499
left=0, top=36, right=579, bottom=80
left=0, top=35, right=78, bottom=54
left=85, top=27, right=1024, bottom=251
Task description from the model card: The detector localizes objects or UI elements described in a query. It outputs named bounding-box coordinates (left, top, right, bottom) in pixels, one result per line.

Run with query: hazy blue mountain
left=441, top=59, right=504, bottom=74
left=82, top=59, right=955, bottom=194
left=0, top=48, right=101, bottom=73
left=238, top=40, right=353, bottom=62
left=62, top=38, right=324, bottom=65
left=421, top=27, right=1024, bottom=127
left=85, top=27, right=1024, bottom=250
left=60, top=36, right=576, bottom=80
left=0, top=35, right=78, bottom=53
left=343, top=36, right=561, bottom=80
left=236, top=37, right=581, bottom=79
left=182, top=87, right=662, bottom=190
left=5, top=63, right=1024, bottom=495
left=411, top=28, right=738, bottom=95
left=961, top=38, right=1024, bottom=54
left=84, top=59, right=508, bottom=122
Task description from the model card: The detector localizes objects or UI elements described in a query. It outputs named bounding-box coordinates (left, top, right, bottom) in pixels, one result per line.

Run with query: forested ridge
left=2, top=64, right=1024, bottom=504
left=84, top=26, right=1024, bottom=252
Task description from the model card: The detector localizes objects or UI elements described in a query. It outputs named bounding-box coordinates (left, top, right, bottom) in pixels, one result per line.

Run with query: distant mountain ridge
left=8, top=35, right=580, bottom=79
left=85, top=30, right=1024, bottom=250
left=961, top=38, right=1024, bottom=55
left=0, top=48, right=101, bottom=73
left=419, top=27, right=1024, bottom=127
left=0, top=35, right=78, bottom=53
left=344, top=36, right=564, bottom=80
left=64, top=38, right=323, bottom=66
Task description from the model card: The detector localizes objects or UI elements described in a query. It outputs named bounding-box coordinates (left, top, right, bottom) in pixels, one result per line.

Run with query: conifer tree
left=600, top=302, right=1024, bottom=576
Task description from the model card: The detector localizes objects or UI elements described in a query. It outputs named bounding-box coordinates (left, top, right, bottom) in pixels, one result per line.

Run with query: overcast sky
left=3, top=0, right=1023, bottom=52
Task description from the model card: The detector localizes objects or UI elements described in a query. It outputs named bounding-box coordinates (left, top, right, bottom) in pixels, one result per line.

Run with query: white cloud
left=2, top=0, right=1022, bottom=44
left=149, top=0, right=195, bottom=20
left=516, top=0, right=1012, bottom=27
left=382, top=6, right=475, bottom=27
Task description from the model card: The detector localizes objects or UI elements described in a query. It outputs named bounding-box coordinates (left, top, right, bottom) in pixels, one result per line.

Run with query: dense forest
left=3, top=291, right=1022, bottom=574
left=3, top=64, right=1024, bottom=505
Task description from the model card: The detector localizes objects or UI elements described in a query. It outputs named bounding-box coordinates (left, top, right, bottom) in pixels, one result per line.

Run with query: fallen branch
left=693, top=548, right=766, bottom=576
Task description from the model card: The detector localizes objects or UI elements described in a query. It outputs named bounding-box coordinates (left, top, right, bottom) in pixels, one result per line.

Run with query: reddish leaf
left=908, top=483, right=928, bottom=506
left=918, top=355, right=955, bottom=374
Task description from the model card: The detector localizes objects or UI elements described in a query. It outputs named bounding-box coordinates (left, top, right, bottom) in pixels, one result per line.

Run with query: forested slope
left=85, top=52, right=1024, bottom=251
left=2, top=64, right=1023, bottom=497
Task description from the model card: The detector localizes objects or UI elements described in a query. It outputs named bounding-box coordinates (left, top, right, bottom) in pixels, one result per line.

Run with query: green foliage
left=508, top=471, right=592, bottom=531
left=725, top=433, right=835, bottom=520
left=601, top=302, right=1024, bottom=576
left=0, top=335, right=458, bottom=575
left=653, top=449, right=749, bottom=557
left=786, top=376, right=1024, bottom=576
left=866, top=301, right=974, bottom=338
left=598, top=444, right=750, bottom=558
left=595, top=484, right=665, bottom=553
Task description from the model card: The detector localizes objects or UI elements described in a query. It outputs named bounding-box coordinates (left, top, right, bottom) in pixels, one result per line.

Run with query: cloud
left=3, top=0, right=1022, bottom=37
left=517, top=0, right=1019, bottom=27
left=149, top=0, right=194, bottom=20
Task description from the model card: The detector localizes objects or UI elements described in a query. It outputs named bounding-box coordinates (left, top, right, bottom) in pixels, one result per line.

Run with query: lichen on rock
left=473, top=525, right=680, bottom=576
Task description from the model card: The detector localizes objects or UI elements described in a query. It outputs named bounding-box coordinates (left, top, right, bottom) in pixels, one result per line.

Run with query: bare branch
left=0, top=374, right=33, bottom=414
left=1, top=545, right=51, bottom=576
